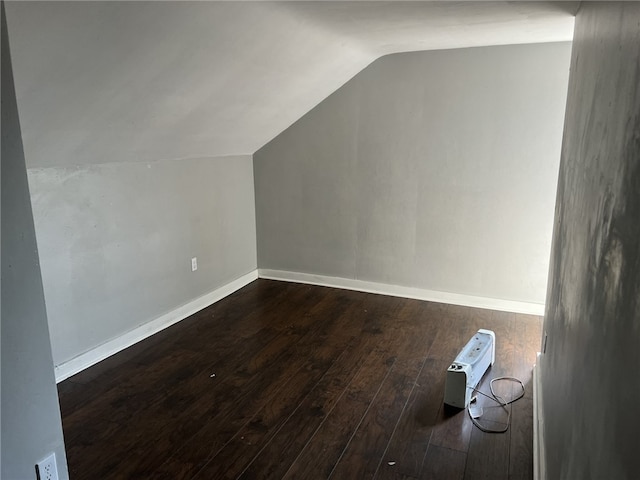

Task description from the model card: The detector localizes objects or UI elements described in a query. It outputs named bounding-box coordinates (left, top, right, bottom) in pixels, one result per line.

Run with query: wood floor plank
left=58, top=280, right=538, bottom=480
left=111, top=285, right=336, bottom=479
left=155, top=289, right=372, bottom=479
left=63, top=282, right=327, bottom=479
left=420, top=445, right=467, bottom=480
left=206, top=299, right=407, bottom=480
left=375, top=359, right=448, bottom=478
left=328, top=301, right=441, bottom=480
left=237, top=294, right=404, bottom=480
left=281, top=346, right=397, bottom=479
left=58, top=280, right=293, bottom=419
left=508, top=314, right=542, bottom=480
left=283, top=300, right=434, bottom=480
left=375, top=303, right=486, bottom=479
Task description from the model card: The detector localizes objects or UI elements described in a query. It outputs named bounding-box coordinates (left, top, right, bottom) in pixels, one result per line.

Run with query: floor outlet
left=36, top=452, right=59, bottom=480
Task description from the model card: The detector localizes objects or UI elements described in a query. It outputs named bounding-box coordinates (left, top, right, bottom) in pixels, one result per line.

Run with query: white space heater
left=444, top=329, right=495, bottom=408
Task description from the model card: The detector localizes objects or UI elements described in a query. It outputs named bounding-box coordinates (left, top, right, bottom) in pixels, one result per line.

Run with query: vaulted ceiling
left=5, top=1, right=576, bottom=168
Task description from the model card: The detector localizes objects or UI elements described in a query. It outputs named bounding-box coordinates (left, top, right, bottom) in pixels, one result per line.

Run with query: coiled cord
left=466, top=376, right=525, bottom=433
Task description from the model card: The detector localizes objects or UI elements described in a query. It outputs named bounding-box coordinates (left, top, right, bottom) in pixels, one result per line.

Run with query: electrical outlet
left=36, top=452, right=59, bottom=480
left=191, top=257, right=197, bottom=271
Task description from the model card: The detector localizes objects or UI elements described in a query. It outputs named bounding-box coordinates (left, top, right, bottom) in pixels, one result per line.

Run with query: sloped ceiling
left=5, top=1, right=576, bottom=168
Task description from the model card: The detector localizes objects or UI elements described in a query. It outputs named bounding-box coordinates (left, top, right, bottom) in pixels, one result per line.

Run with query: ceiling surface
left=5, top=1, right=577, bottom=167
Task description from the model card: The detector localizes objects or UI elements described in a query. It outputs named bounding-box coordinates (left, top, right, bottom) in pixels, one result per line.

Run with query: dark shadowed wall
left=541, top=3, right=640, bottom=479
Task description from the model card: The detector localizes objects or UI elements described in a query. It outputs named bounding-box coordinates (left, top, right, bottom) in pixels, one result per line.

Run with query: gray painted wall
left=5, top=1, right=259, bottom=370
left=255, top=42, right=571, bottom=305
left=28, top=156, right=257, bottom=367
left=541, top=3, right=640, bottom=479
left=4, top=2, right=571, bottom=376
left=1, top=3, right=69, bottom=477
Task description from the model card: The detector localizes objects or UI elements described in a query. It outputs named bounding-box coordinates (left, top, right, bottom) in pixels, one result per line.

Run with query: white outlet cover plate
left=36, top=452, right=59, bottom=480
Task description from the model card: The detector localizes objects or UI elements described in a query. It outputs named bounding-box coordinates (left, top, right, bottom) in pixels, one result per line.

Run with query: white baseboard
left=54, top=270, right=258, bottom=383
left=533, top=355, right=546, bottom=480
left=56, top=269, right=542, bottom=383
left=258, top=269, right=545, bottom=315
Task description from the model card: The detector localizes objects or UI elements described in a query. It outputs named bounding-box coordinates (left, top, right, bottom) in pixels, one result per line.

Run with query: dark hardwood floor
left=57, top=279, right=542, bottom=480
